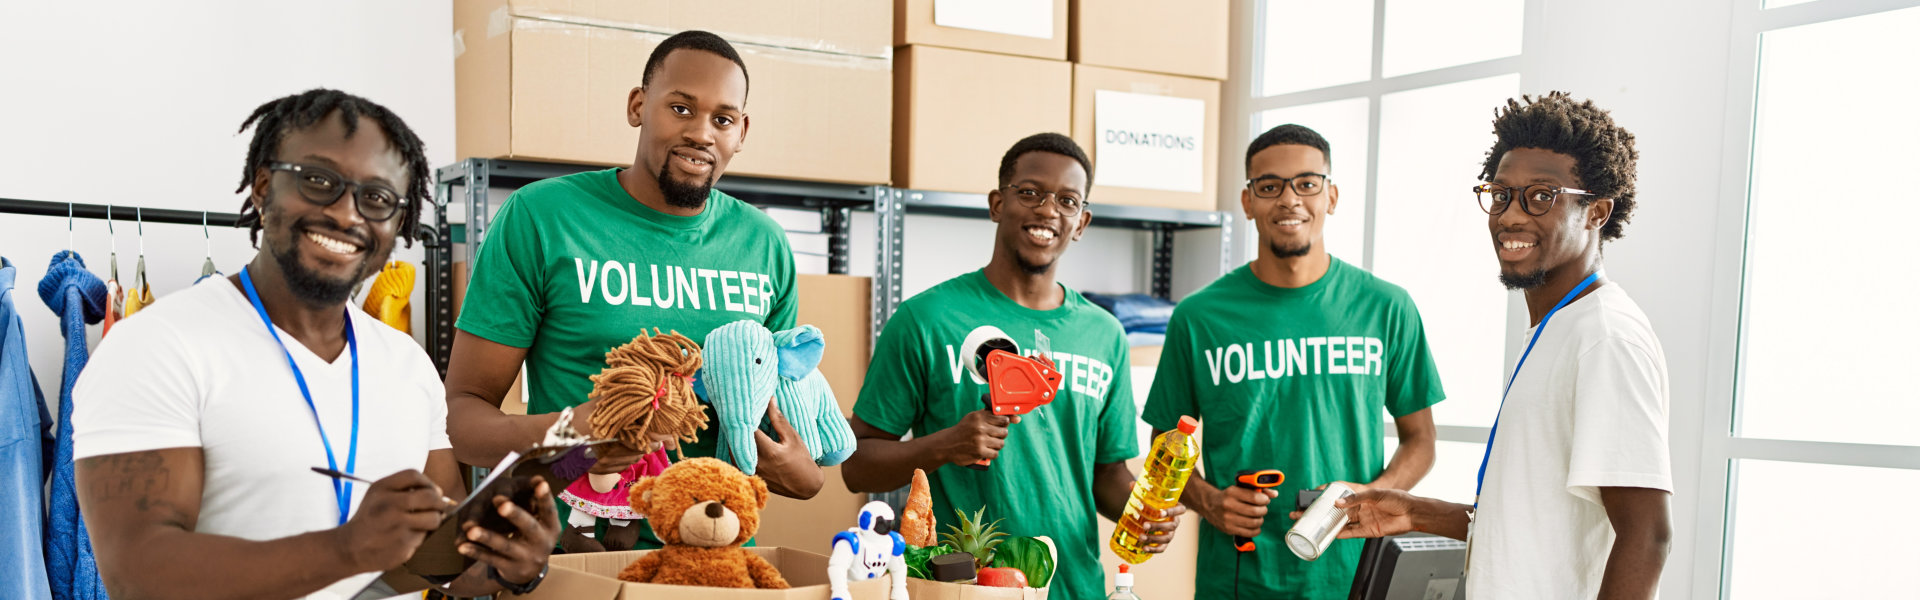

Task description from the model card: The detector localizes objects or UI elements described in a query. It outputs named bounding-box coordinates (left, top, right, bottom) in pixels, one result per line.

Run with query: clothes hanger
left=106, top=203, right=120, bottom=283
left=199, top=211, right=217, bottom=279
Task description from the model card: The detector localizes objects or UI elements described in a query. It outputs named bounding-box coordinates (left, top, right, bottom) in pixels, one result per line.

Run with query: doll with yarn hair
left=556, top=328, right=710, bottom=552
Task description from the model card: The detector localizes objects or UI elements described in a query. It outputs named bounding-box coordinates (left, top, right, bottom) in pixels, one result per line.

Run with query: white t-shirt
left=1467, top=283, right=1671, bottom=599
left=73, top=277, right=452, bottom=600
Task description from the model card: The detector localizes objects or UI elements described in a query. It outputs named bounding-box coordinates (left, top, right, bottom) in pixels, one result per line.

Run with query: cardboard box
left=474, top=0, right=892, bottom=58
left=907, top=577, right=1050, bottom=600
left=895, top=0, right=1067, bottom=60
left=1070, top=64, right=1221, bottom=212
left=1069, top=0, right=1228, bottom=80
left=455, top=2, right=892, bottom=185
left=893, top=46, right=1072, bottom=193
left=1128, top=345, right=1162, bottom=368
left=756, top=275, right=872, bottom=550
left=506, top=547, right=892, bottom=599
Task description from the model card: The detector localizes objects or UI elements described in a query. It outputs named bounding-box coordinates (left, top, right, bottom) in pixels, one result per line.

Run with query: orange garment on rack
left=360, top=261, right=413, bottom=334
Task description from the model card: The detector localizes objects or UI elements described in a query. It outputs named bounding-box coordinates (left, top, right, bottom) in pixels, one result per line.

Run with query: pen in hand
left=310, top=467, right=374, bottom=484
left=312, top=467, right=458, bottom=507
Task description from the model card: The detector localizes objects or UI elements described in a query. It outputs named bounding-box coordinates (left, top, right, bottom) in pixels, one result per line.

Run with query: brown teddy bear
left=616, top=457, right=790, bottom=589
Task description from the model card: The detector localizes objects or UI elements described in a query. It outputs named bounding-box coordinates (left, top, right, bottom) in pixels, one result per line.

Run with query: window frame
left=1698, top=1, right=1920, bottom=597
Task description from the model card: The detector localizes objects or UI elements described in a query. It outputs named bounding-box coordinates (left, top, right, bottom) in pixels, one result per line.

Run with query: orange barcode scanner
left=1232, top=469, right=1285, bottom=552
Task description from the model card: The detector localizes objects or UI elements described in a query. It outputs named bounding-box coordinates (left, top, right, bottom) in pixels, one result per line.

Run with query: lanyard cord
left=1473, top=271, right=1600, bottom=508
left=238, top=266, right=362, bottom=525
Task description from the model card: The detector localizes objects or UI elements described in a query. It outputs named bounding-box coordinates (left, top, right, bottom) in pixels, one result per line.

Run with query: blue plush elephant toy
left=697, top=320, right=858, bottom=474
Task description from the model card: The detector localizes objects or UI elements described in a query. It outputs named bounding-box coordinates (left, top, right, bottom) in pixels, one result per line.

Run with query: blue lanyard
left=1473, top=271, right=1599, bottom=508
left=238, top=266, right=361, bottom=525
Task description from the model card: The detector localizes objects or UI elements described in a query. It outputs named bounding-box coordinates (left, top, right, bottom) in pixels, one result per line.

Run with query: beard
left=1268, top=240, right=1311, bottom=260
left=1499, top=268, right=1549, bottom=290
left=655, top=161, right=716, bottom=209
left=1015, top=252, right=1054, bottom=275
left=261, top=201, right=372, bottom=306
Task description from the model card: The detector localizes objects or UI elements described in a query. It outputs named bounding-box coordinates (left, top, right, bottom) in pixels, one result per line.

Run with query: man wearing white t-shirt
left=72, top=90, right=559, bottom=599
left=1315, top=92, right=1671, bottom=599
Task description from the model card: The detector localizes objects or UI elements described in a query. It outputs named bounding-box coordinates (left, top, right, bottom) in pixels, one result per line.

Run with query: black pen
left=310, top=466, right=374, bottom=484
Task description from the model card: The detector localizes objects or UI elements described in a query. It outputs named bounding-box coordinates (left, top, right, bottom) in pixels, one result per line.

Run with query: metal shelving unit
left=421, top=157, right=1235, bottom=377
left=427, top=158, right=887, bottom=370
left=881, top=187, right=1233, bottom=306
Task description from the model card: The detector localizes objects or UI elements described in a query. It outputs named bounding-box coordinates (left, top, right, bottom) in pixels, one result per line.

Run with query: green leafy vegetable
left=987, top=536, right=1055, bottom=588
left=904, top=543, right=958, bottom=580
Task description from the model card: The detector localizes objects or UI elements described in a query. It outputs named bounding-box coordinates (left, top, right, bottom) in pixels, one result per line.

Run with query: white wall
left=0, top=1, right=455, bottom=410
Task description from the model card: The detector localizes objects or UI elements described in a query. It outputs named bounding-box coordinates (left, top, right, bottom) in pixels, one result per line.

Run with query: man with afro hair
left=1317, top=92, right=1672, bottom=599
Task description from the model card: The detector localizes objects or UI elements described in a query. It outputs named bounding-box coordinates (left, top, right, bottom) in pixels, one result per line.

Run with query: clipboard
left=355, top=439, right=628, bottom=597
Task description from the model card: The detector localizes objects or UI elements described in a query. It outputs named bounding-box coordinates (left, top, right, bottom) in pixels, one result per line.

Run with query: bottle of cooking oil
left=1109, top=415, right=1200, bottom=564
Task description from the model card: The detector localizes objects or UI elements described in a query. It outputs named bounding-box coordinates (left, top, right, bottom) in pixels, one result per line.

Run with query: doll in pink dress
left=555, top=329, right=709, bottom=552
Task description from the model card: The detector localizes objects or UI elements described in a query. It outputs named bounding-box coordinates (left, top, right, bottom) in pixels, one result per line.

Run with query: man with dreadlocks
left=1318, top=92, right=1672, bottom=599
left=70, top=89, right=560, bottom=599
left=444, top=29, right=822, bottom=552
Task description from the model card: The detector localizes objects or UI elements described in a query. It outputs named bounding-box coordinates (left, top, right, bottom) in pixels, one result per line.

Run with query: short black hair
left=1479, top=92, right=1639, bottom=242
left=643, top=30, right=750, bottom=99
left=234, top=89, right=430, bottom=248
left=997, top=133, right=1093, bottom=189
left=1246, top=124, right=1332, bottom=174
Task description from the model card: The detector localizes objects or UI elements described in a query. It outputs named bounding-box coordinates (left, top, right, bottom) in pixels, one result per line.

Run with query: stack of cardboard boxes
left=894, top=0, right=1227, bottom=212
left=453, top=0, right=893, bottom=185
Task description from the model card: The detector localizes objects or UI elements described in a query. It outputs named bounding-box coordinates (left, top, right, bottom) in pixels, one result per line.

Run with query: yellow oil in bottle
left=1109, top=415, right=1200, bottom=564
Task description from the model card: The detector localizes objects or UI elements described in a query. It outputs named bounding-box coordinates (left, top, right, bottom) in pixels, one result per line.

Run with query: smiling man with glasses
left=1142, top=124, right=1445, bottom=599
left=842, top=132, right=1179, bottom=600
left=1326, top=93, right=1671, bottom=600
left=71, top=89, right=559, bottom=600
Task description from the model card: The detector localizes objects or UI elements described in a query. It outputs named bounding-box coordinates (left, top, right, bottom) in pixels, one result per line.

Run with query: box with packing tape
left=893, top=45, right=1071, bottom=193
left=454, top=0, right=892, bottom=185
left=506, top=547, right=892, bottom=600
left=1070, top=64, right=1221, bottom=212
left=1069, top=0, right=1229, bottom=80
left=895, top=0, right=1067, bottom=60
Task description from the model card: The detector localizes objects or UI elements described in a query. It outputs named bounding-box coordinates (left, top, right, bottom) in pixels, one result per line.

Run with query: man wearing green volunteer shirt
left=842, top=133, right=1183, bottom=600
left=1143, top=124, right=1444, bottom=599
left=443, top=30, right=824, bottom=550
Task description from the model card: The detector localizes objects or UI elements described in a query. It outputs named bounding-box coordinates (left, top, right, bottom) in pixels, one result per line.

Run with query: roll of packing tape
left=1285, top=482, right=1356, bottom=561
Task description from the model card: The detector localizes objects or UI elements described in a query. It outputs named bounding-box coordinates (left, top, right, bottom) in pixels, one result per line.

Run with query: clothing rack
left=0, top=197, right=450, bottom=369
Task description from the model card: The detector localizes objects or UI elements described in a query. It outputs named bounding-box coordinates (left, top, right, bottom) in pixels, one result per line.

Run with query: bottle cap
left=1115, top=563, right=1133, bottom=588
left=1177, top=415, right=1198, bottom=434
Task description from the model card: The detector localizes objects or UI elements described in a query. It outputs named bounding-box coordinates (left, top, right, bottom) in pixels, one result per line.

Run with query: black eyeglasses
left=1246, top=173, right=1330, bottom=199
left=1473, top=183, right=1594, bottom=216
left=1002, top=185, right=1087, bottom=217
left=267, top=161, right=407, bottom=222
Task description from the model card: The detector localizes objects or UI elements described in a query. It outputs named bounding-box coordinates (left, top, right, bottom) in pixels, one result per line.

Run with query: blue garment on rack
left=1079, top=292, right=1175, bottom=333
left=2, top=257, right=55, bottom=600
left=37, top=251, right=107, bottom=600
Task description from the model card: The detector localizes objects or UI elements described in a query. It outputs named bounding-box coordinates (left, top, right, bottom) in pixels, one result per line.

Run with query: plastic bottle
left=1108, top=415, right=1200, bottom=564
left=1107, top=563, right=1141, bottom=600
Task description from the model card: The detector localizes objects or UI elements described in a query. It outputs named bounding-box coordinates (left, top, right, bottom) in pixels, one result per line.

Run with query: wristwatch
left=488, top=563, right=549, bottom=596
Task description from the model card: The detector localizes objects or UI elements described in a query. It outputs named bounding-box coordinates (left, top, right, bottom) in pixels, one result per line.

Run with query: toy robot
left=829, top=501, right=910, bottom=600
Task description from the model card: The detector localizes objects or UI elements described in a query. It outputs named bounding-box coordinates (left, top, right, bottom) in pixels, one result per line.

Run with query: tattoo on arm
left=82, top=452, right=183, bottom=523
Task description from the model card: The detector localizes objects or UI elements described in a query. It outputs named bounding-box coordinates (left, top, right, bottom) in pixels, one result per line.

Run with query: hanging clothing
left=37, top=251, right=108, bottom=600
left=102, top=267, right=122, bottom=337
left=360, top=261, right=413, bottom=334
left=122, top=255, right=152, bottom=317
left=2, top=257, right=55, bottom=600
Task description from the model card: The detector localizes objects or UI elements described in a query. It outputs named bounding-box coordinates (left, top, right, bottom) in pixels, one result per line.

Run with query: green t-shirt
left=853, top=270, right=1137, bottom=600
left=1142, top=258, right=1444, bottom=600
left=457, top=167, right=798, bottom=464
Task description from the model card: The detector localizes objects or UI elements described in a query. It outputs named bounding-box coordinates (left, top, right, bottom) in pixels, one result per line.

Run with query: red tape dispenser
left=960, top=325, right=1062, bottom=470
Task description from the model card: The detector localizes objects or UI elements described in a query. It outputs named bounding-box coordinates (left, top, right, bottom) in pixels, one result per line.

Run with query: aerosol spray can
left=1285, top=482, right=1356, bottom=561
